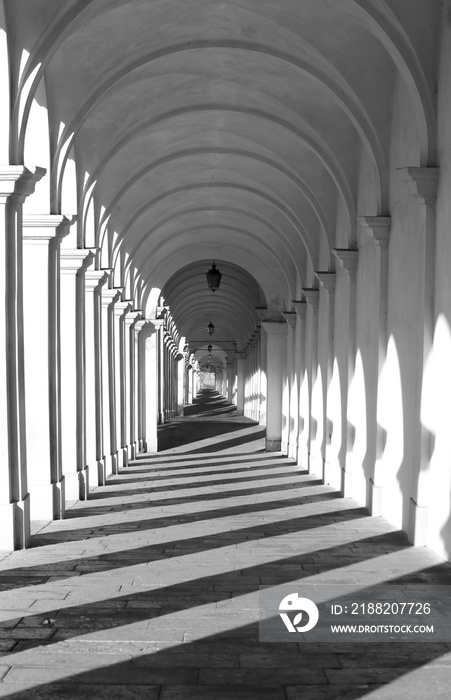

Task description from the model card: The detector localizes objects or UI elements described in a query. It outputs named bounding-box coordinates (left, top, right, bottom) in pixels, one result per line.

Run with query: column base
left=78, top=467, right=90, bottom=500
left=297, top=444, right=309, bottom=469
left=323, top=459, right=332, bottom=486
left=63, top=471, right=80, bottom=502
left=341, top=468, right=353, bottom=498
left=309, top=451, right=323, bottom=479
left=408, top=498, right=428, bottom=546
left=29, top=483, right=54, bottom=521
left=129, top=442, right=138, bottom=461
left=0, top=496, right=31, bottom=550
left=121, top=447, right=129, bottom=469
left=111, top=451, right=119, bottom=475
left=236, top=409, right=244, bottom=416
left=288, top=442, right=298, bottom=461
left=281, top=440, right=288, bottom=455
left=52, top=480, right=65, bottom=519
left=369, top=478, right=384, bottom=516
left=324, top=458, right=341, bottom=491
left=97, top=459, right=106, bottom=487
left=144, top=437, right=158, bottom=454
left=265, top=438, right=281, bottom=452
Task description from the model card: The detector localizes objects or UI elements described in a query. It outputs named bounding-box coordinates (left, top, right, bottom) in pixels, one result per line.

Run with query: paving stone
left=3, top=665, right=196, bottom=685
left=0, top=393, right=451, bottom=698
left=0, top=682, right=161, bottom=699
left=199, top=668, right=327, bottom=684
left=285, top=687, right=375, bottom=700
left=160, top=686, right=285, bottom=700
left=239, top=651, right=340, bottom=668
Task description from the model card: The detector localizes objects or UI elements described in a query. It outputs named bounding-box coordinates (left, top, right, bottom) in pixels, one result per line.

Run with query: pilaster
left=0, top=167, right=45, bottom=549
left=360, top=217, right=392, bottom=513
left=281, top=312, right=297, bottom=455
left=22, top=215, right=72, bottom=522
left=332, top=249, right=359, bottom=497
left=125, top=310, right=142, bottom=459
left=142, top=319, right=163, bottom=453
left=113, top=298, right=132, bottom=469
left=261, top=321, right=287, bottom=452
left=315, top=273, right=337, bottom=484
left=134, top=319, right=148, bottom=451
left=399, top=167, right=439, bottom=545
left=100, top=285, right=121, bottom=476
left=292, top=301, right=307, bottom=466
left=85, top=269, right=110, bottom=486
left=60, top=249, right=95, bottom=501
left=301, top=289, right=320, bottom=474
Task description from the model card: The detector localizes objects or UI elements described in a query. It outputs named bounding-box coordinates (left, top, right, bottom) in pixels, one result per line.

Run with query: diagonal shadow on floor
left=1, top=391, right=451, bottom=698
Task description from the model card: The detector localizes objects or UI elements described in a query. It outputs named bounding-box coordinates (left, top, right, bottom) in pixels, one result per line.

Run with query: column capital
left=358, top=216, right=391, bottom=248
left=398, top=167, right=439, bottom=206
left=0, top=166, right=46, bottom=203
left=333, top=248, right=359, bottom=274
left=261, top=320, right=288, bottom=335
left=148, top=318, right=164, bottom=331
left=85, top=269, right=109, bottom=291
left=113, top=301, right=132, bottom=317
left=301, top=288, right=320, bottom=307
left=101, top=288, right=122, bottom=307
left=292, top=300, right=307, bottom=319
left=125, top=310, right=142, bottom=326
left=60, top=248, right=94, bottom=274
left=134, top=319, right=147, bottom=335
left=100, top=267, right=113, bottom=279
left=139, top=319, right=164, bottom=337
left=235, top=351, right=247, bottom=360
left=282, top=311, right=297, bottom=328
left=315, top=272, right=336, bottom=293
left=22, top=215, right=73, bottom=242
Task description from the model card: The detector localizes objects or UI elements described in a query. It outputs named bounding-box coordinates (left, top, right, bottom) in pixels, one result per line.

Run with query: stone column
left=261, top=321, right=288, bottom=452
left=125, top=310, right=141, bottom=462
left=22, top=215, right=71, bottom=521
left=158, top=327, right=165, bottom=424
left=259, top=329, right=267, bottom=428
left=332, top=249, right=359, bottom=497
left=302, top=289, right=320, bottom=474
left=134, top=319, right=147, bottom=453
left=113, top=300, right=131, bottom=469
left=226, top=356, right=235, bottom=403
left=85, top=270, right=109, bottom=487
left=235, top=352, right=246, bottom=416
left=0, top=167, right=45, bottom=549
left=100, top=286, right=120, bottom=477
left=316, top=272, right=337, bottom=484
left=399, top=168, right=439, bottom=544
left=282, top=312, right=297, bottom=457
left=60, top=248, right=95, bottom=501
left=293, top=301, right=308, bottom=467
left=359, top=217, right=391, bottom=512
left=187, top=365, right=194, bottom=404
left=176, top=352, right=185, bottom=416
left=143, top=320, right=163, bottom=453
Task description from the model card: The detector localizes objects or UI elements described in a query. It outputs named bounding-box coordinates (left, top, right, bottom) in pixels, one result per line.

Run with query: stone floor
left=0, top=390, right=451, bottom=699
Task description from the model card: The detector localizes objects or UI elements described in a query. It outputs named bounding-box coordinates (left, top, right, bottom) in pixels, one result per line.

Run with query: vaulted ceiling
left=8, top=0, right=438, bottom=352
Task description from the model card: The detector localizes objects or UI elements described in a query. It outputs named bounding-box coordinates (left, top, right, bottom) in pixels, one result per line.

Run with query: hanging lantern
left=208, top=322, right=214, bottom=336
left=206, top=261, right=222, bottom=292
left=207, top=344, right=213, bottom=353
